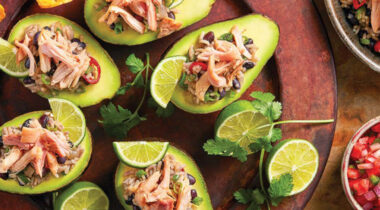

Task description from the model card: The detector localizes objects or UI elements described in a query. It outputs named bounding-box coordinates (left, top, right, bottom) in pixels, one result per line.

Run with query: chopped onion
left=367, top=156, right=376, bottom=163
left=371, top=143, right=380, bottom=151
left=374, top=150, right=380, bottom=158
left=362, top=149, right=369, bottom=157
left=364, top=190, right=376, bottom=201
left=362, top=202, right=373, bottom=210
left=358, top=163, right=374, bottom=170
left=373, top=184, right=380, bottom=197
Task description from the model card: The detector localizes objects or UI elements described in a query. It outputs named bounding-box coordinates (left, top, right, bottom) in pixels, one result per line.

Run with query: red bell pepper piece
left=353, top=0, right=367, bottom=9
left=373, top=123, right=380, bottom=133
left=82, top=56, right=101, bottom=84
left=189, top=62, right=208, bottom=74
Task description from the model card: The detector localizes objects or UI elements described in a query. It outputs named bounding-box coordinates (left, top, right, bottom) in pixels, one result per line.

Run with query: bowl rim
left=324, top=0, right=380, bottom=73
left=341, top=116, right=380, bottom=210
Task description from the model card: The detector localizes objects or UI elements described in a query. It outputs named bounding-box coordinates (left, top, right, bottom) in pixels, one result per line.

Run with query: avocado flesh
left=8, top=14, right=121, bottom=107
left=0, top=111, right=92, bottom=194
left=166, top=14, right=279, bottom=114
left=115, top=146, right=212, bottom=209
left=84, top=0, right=215, bottom=45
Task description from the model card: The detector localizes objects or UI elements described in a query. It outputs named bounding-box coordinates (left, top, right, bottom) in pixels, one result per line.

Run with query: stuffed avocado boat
left=6, top=14, right=120, bottom=107
left=84, top=0, right=215, bottom=45
left=115, top=144, right=212, bottom=210
left=0, top=101, right=91, bottom=194
left=163, top=14, right=279, bottom=114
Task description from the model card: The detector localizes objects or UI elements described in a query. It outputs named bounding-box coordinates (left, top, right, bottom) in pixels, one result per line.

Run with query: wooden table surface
left=306, top=1, right=380, bottom=209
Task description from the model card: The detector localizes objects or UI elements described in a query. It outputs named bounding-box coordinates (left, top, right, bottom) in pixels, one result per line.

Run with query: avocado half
left=0, top=111, right=92, bottom=194
left=115, top=146, right=212, bottom=209
left=166, top=14, right=279, bottom=114
left=8, top=14, right=121, bottom=108
left=84, top=0, right=215, bottom=45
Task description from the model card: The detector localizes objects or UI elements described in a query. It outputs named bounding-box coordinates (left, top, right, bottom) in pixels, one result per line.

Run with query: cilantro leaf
left=136, top=169, right=146, bottom=178
left=114, top=22, right=123, bottom=34
left=99, top=103, right=146, bottom=139
left=252, top=189, right=266, bottom=205
left=234, top=189, right=253, bottom=204
left=247, top=202, right=261, bottom=210
left=125, top=54, right=144, bottom=73
left=203, top=139, right=248, bottom=162
left=270, top=128, right=282, bottom=143
left=270, top=102, right=282, bottom=121
left=116, top=83, right=133, bottom=96
left=250, top=91, right=275, bottom=102
left=191, top=197, right=203, bottom=205
left=219, top=33, right=233, bottom=42
left=249, top=137, right=272, bottom=153
left=268, top=173, right=293, bottom=206
left=147, top=97, right=175, bottom=118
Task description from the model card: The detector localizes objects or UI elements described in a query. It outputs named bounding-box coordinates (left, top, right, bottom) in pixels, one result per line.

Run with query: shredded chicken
left=99, top=0, right=182, bottom=37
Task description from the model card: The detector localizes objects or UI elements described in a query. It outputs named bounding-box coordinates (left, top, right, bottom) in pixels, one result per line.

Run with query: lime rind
left=266, top=139, right=319, bottom=195
left=150, top=56, right=186, bottom=108
left=0, top=38, right=29, bottom=77
left=48, top=98, right=86, bottom=146
left=113, top=141, right=169, bottom=168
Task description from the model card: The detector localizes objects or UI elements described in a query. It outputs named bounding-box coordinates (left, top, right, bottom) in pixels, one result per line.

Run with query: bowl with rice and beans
left=325, top=0, right=380, bottom=72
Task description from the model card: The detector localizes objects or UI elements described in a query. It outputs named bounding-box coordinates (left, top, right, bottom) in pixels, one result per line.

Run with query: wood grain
left=0, top=0, right=336, bottom=209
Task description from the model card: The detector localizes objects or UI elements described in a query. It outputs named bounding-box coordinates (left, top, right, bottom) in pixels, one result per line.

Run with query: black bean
left=71, top=38, right=81, bottom=43
left=24, top=57, right=30, bottom=69
left=245, top=38, right=253, bottom=45
left=110, top=23, right=115, bottom=30
left=57, top=157, right=67, bottom=164
left=233, top=79, right=241, bottom=89
left=219, top=89, right=226, bottom=99
left=0, top=172, right=8, bottom=180
left=369, top=38, right=377, bottom=51
left=366, top=7, right=371, bottom=16
left=78, top=42, right=86, bottom=50
left=43, top=26, right=51, bottom=31
left=358, top=30, right=367, bottom=39
left=47, top=61, right=57, bottom=77
left=42, top=168, right=50, bottom=177
left=168, top=11, right=175, bottom=20
left=22, top=119, right=32, bottom=128
left=187, top=173, right=196, bottom=185
left=39, top=115, right=49, bottom=128
left=243, top=61, right=255, bottom=70
left=132, top=205, right=141, bottom=210
left=67, top=141, right=74, bottom=148
left=35, top=56, right=40, bottom=64
left=206, top=86, right=214, bottom=94
left=0, top=136, right=3, bottom=147
left=126, top=194, right=134, bottom=205
left=346, top=11, right=359, bottom=26
left=23, top=76, right=35, bottom=84
left=33, top=31, right=41, bottom=47
left=191, top=189, right=198, bottom=200
left=203, top=31, right=215, bottom=43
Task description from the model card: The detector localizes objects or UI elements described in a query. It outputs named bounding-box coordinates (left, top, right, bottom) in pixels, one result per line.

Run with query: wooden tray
left=0, top=0, right=337, bottom=209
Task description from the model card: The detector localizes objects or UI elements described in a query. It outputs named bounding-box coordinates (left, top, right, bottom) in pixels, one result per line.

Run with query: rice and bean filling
left=123, top=154, right=201, bottom=209
left=98, top=0, right=182, bottom=38
left=0, top=113, right=83, bottom=187
left=340, top=0, right=380, bottom=53
left=180, top=25, right=258, bottom=104
left=15, top=22, right=101, bottom=95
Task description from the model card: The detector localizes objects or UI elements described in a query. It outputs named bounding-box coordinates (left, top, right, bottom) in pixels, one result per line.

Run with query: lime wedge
left=266, top=139, right=319, bottom=195
left=215, top=100, right=271, bottom=153
left=49, top=98, right=86, bottom=146
left=0, top=38, right=29, bottom=77
left=54, top=181, right=109, bottom=210
left=150, top=56, right=186, bottom=108
left=113, top=141, right=169, bottom=168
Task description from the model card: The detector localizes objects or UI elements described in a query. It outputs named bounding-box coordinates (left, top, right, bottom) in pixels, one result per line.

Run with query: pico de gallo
left=348, top=123, right=380, bottom=210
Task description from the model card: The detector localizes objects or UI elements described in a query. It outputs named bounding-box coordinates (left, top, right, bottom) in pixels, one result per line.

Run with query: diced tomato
left=353, top=0, right=367, bottom=9
left=376, top=199, right=380, bottom=207
left=348, top=168, right=361, bottom=179
left=350, top=179, right=361, bottom=189
left=372, top=123, right=380, bottom=133
left=355, top=195, right=368, bottom=205
left=352, top=179, right=370, bottom=196
left=352, top=143, right=368, bottom=160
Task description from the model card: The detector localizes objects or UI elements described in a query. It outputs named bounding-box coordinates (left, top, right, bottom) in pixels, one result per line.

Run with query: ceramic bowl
left=325, top=0, right=380, bottom=72
left=341, top=116, right=380, bottom=209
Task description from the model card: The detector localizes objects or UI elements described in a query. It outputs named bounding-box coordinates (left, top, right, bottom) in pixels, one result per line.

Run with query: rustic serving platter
left=0, top=0, right=337, bottom=209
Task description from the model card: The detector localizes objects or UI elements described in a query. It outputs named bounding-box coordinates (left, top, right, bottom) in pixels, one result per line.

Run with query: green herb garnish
left=360, top=38, right=370, bottom=45
left=204, top=91, right=220, bottom=102
left=191, top=196, right=203, bottom=206
left=172, top=174, right=180, bottom=182
left=219, top=33, right=233, bottom=42
left=136, top=170, right=147, bottom=178
left=147, top=97, right=175, bottom=118
left=114, top=22, right=123, bottom=34
left=41, top=74, right=50, bottom=85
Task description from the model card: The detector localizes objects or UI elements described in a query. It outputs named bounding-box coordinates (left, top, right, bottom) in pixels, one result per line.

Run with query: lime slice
left=215, top=100, right=271, bottom=153
left=150, top=56, right=186, bottom=108
left=49, top=98, right=86, bottom=146
left=168, top=0, right=184, bottom=8
left=0, top=38, right=29, bottom=77
left=266, top=139, right=319, bottom=195
left=54, top=181, right=109, bottom=210
left=113, top=141, right=169, bottom=168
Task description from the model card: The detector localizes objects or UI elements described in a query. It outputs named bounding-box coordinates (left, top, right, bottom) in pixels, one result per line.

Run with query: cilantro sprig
left=202, top=91, right=334, bottom=208
left=99, top=53, right=152, bottom=139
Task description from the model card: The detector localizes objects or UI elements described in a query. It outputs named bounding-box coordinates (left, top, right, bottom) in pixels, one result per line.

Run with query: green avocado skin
left=0, top=111, right=92, bottom=194
left=8, top=14, right=121, bottom=108
left=84, top=0, right=215, bottom=45
left=166, top=14, right=280, bottom=114
left=114, top=146, right=212, bottom=210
